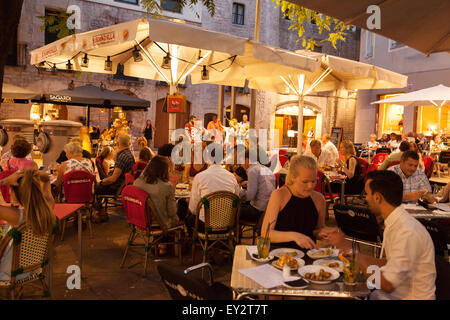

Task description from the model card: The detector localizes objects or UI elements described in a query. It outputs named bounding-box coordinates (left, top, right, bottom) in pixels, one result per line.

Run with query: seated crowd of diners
left=0, top=129, right=448, bottom=300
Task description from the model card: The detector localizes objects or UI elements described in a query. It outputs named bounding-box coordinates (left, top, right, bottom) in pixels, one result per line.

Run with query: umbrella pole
left=86, top=105, right=90, bottom=128
left=438, top=106, right=441, bottom=133
left=297, top=95, right=304, bottom=155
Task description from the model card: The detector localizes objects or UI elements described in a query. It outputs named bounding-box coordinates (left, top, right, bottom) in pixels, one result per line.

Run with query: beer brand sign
left=41, top=46, right=58, bottom=60
left=92, top=32, right=116, bottom=46
left=49, top=95, right=72, bottom=103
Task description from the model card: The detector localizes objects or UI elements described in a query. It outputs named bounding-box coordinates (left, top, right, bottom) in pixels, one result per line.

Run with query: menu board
left=331, top=127, right=343, bottom=148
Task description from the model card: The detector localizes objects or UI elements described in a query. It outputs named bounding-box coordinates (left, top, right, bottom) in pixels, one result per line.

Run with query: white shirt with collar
left=379, top=206, right=436, bottom=300
left=323, top=141, right=339, bottom=162
left=304, top=148, right=336, bottom=167
left=188, top=164, right=240, bottom=222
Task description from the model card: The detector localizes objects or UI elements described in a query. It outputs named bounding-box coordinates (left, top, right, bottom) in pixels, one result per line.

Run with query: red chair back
left=63, top=170, right=94, bottom=203
left=279, top=149, right=288, bottom=156
left=133, top=161, right=148, bottom=179
left=387, top=161, right=400, bottom=168
left=279, top=155, right=289, bottom=167
left=0, top=169, right=17, bottom=203
left=125, top=172, right=135, bottom=186
left=358, top=158, right=369, bottom=176
left=122, top=185, right=151, bottom=230
left=424, top=156, right=434, bottom=178
left=372, top=153, right=389, bottom=167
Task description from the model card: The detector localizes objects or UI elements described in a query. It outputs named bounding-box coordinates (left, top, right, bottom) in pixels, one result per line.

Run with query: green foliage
left=273, top=0, right=351, bottom=51
left=37, top=12, right=73, bottom=40
left=141, top=0, right=215, bottom=19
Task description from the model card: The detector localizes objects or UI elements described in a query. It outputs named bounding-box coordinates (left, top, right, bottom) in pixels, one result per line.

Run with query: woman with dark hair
left=7, top=139, right=37, bottom=171
left=133, top=156, right=179, bottom=230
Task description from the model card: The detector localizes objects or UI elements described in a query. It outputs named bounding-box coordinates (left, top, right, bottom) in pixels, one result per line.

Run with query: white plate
left=271, top=258, right=305, bottom=271
left=176, top=183, right=189, bottom=189
left=269, top=248, right=305, bottom=259
left=298, top=265, right=340, bottom=284
left=306, top=248, right=339, bottom=259
left=313, top=259, right=344, bottom=272
left=250, top=254, right=274, bottom=263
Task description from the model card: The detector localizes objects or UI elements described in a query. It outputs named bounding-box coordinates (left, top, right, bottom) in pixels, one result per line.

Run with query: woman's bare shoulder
left=311, top=190, right=326, bottom=203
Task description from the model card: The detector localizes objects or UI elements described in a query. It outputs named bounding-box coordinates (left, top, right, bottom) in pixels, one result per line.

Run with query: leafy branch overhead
left=141, top=0, right=215, bottom=19
left=273, top=0, right=350, bottom=50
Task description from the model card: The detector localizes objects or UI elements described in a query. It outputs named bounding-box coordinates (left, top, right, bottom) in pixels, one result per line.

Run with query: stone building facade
left=3, top=0, right=361, bottom=149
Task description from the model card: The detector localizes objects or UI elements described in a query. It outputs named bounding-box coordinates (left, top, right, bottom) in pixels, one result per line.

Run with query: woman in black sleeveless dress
left=332, top=140, right=364, bottom=195
left=261, top=155, right=326, bottom=250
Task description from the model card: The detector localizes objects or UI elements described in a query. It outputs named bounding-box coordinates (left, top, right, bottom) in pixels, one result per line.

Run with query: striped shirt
left=388, top=165, right=431, bottom=200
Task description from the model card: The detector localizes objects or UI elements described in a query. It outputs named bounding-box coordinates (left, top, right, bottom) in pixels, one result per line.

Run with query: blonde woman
left=137, top=136, right=155, bottom=158
left=261, top=155, right=326, bottom=250
left=0, top=169, right=56, bottom=281
left=334, top=140, right=364, bottom=194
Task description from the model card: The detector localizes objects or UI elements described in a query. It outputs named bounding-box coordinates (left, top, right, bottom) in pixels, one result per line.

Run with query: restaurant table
left=323, top=172, right=346, bottom=204
left=429, top=175, right=449, bottom=186
left=175, top=183, right=191, bottom=199
left=53, top=203, right=86, bottom=273
left=406, top=207, right=450, bottom=219
left=230, top=245, right=371, bottom=300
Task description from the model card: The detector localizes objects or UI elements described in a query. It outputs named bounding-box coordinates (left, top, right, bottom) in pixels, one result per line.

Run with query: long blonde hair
left=11, top=171, right=56, bottom=235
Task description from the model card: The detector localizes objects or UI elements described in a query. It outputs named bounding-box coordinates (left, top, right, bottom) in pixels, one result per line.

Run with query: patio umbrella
left=31, top=84, right=150, bottom=126
left=371, top=84, right=450, bottom=132
left=239, top=48, right=408, bottom=153
left=285, top=0, right=450, bottom=56
left=1, top=83, right=37, bottom=102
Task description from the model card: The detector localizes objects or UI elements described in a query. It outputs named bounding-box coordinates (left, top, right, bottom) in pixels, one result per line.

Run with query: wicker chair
left=0, top=223, right=55, bottom=299
left=191, top=191, right=241, bottom=264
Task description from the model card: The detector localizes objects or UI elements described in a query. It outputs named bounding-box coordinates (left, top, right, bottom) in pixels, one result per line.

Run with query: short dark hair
left=401, top=150, right=419, bottom=162
left=366, top=170, right=403, bottom=207
left=189, top=115, right=196, bottom=121
left=138, top=148, right=152, bottom=162
left=399, top=141, right=411, bottom=152
left=11, top=139, right=32, bottom=158
left=158, top=143, right=174, bottom=158
left=142, top=156, right=169, bottom=184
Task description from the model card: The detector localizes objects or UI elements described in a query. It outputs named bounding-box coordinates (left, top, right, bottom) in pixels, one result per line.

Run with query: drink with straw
left=256, top=236, right=270, bottom=258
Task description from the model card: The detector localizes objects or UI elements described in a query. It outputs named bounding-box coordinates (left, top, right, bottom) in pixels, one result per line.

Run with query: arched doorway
left=273, top=101, right=322, bottom=148
left=154, top=98, right=191, bottom=148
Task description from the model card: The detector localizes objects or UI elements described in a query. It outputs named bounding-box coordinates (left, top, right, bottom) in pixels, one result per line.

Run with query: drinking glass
left=256, top=236, right=270, bottom=259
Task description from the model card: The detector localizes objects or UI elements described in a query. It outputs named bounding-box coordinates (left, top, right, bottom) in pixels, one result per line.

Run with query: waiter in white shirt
left=320, top=170, right=436, bottom=300
left=322, top=134, right=340, bottom=162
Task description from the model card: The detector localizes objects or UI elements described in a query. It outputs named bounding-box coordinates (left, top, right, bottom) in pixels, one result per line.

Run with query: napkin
left=246, top=245, right=258, bottom=257
left=402, top=203, right=425, bottom=210
left=238, top=264, right=284, bottom=288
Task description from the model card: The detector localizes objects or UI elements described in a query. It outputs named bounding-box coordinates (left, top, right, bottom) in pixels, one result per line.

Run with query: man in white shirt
left=187, top=145, right=240, bottom=232
left=387, top=132, right=400, bottom=151
left=305, top=139, right=336, bottom=168
left=322, top=134, right=340, bottom=162
left=320, top=170, right=436, bottom=300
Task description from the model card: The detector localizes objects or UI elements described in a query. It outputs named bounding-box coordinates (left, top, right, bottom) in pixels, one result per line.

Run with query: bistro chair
left=0, top=169, right=17, bottom=203
left=120, top=186, right=186, bottom=277
left=132, top=161, right=148, bottom=179
left=417, top=219, right=449, bottom=259
left=436, top=150, right=450, bottom=177
left=423, top=156, right=434, bottom=179
left=237, top=210, right=265, bottom=245
left=372, top=153, right=389, bottom=168
left=96, top=180, right=126, bottom=215
left=316, top=170, right=339, bottom=220
left=358, top=157, right=369, bottom=176
left=125, top=173, right=135, bottom=186
left=0, top=223, right=55, bottom=299
left=95, top=157, right=108, bottom=181
left=157, top=262, right=232, bottom=300
left=387, top=161, right=400, bottom=169
left=60, top=170, right=95, bottom=240
left=435, top=255, right=450, bottom=300
left=333, top=204, right=382, bottom=258
left=191, top=191, right=241, bottom=264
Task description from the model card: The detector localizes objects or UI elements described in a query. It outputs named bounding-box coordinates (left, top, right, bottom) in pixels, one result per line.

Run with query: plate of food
left=250, top=253, right=274, bottom=263
left=176, top=183, right=189, bottom=189
left=269, top=248, right=305, bottom=259
left=298, top=265, right=340, bottom=284
left=272, top=253, right=305, bottom=271
left=306, top=248, right=338, bottom=259
left=313, top=259, right=344, bottom=272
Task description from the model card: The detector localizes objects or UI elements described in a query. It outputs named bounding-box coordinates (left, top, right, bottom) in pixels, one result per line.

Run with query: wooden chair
left=0, top=223, right=55, bottom=299
left=191, top=191, right=241, bottom=264
left=120, top=186, right=186, bottom=276
left=237, top=210, right=265, bottom=245
left=437, top=151, right=450, bottom=177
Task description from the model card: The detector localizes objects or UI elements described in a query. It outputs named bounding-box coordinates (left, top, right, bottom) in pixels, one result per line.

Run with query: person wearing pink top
left=5, top=139, right=37, bottom=171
